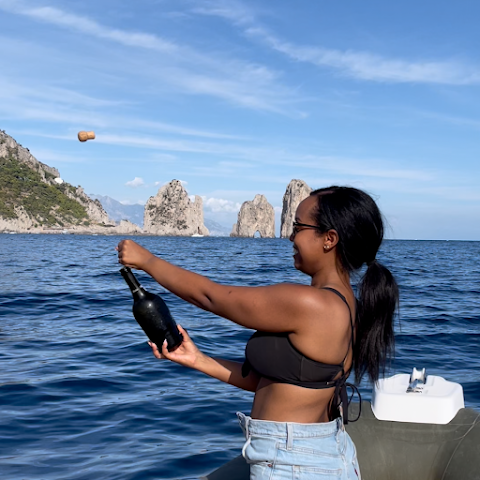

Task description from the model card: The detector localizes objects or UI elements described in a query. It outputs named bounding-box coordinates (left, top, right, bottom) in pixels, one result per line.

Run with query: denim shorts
left=237, top=412, right=361, bottom=480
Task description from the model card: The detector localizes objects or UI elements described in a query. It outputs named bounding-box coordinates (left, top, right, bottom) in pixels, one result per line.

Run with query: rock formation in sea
left=143, top=180, right=209, bottom=236
left=113, top=220, right=143, bottom=235
left=91, top=194, right=231, bottom=236
left=0, top=130, right=141, bottom=234
left=280, top=179, right=312, bottom=238
left=230, top=194, right=275, bottom=238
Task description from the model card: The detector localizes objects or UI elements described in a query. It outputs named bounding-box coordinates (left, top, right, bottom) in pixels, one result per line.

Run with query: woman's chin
left=293, top=257, right=310, bottom=275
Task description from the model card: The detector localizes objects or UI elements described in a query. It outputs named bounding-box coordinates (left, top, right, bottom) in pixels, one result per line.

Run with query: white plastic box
left=371, top=371, right=465, bottom=424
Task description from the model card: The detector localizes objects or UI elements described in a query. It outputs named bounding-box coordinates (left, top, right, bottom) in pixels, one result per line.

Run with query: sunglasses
left=292, top=221, right=323, bottom=235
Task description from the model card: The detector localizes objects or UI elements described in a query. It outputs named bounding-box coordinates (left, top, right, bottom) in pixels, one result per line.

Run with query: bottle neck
left=120, top=267, right=146, bottom=300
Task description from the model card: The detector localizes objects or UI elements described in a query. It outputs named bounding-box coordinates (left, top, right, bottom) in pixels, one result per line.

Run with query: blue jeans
left=237, top=412, right=361, bottom=480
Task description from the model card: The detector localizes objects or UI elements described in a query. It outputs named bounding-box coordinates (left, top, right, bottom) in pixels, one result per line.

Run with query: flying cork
left=78, top=131, right=95, bottom=142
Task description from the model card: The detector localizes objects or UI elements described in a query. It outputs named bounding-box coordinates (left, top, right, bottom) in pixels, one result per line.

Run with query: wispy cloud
left=250, top=28, right=480, bottom=85
left=172, top=67, right=297, bottom=114
left=396, top=184, right=480, bottom=203
left=194, top=0, right=480, bottom=86
left=191, top=0, right=256, bottom=26
left=0, top=2, right=303, bottom=114
left=412, top=109, right=480, bottom=131
left=12, top=123, right=436, bottom=187
left=0, top=77, right=254, bottom=143
left=0, top=78, right=125, bottom=108
left=285, top=155, right=434, bottom=181
left=0, top=2, right=176, bottom=52
left=21, top=148, right=92, bottom=165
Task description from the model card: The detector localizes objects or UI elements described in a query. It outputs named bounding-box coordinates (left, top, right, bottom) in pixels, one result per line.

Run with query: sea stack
left=143, top=180, right=209, bottom=236
left=280, top=179, right=312, bottom=238
left=230, top=194, right=275, bottom=238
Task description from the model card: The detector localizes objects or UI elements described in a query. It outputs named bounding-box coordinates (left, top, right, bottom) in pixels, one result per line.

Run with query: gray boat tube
left=203, top=402, right=480, bottom=480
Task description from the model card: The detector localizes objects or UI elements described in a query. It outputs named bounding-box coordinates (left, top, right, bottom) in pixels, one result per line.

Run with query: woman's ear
left=324, top=229, right=339, bottom=249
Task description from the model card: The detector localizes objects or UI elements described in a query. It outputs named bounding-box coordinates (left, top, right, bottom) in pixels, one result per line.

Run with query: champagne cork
left=78, top=131, right=95, bottom=142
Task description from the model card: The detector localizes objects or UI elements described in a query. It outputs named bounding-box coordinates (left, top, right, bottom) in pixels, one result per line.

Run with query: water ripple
left=0, top=235, right=478, bottom=479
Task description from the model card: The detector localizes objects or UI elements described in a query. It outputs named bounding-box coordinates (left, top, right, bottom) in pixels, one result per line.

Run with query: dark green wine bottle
left=120, top=266, right=183, bottom=351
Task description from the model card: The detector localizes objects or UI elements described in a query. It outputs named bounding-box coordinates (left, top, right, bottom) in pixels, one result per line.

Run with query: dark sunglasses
left=292, top=221, right=323, bottom=234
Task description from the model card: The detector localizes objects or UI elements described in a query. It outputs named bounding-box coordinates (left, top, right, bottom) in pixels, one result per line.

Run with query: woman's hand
left=116, top=239, right=155, bottom=270
left=150, top=325, right=260, bottom=391
left=148, top=325, right=204, bottom=370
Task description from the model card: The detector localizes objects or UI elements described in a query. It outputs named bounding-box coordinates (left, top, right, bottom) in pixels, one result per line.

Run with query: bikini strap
left=321, top=287, right=355, bottom=364
left=321, top=287, right=361, bottom=425
left=321, top=287, right=353, bottom=323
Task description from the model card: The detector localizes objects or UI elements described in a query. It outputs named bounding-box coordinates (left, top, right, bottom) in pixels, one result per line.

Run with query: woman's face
left=290, top=196, right=326, bottom=275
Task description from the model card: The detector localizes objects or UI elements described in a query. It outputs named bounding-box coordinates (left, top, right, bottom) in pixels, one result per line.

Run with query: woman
left=116, top=186, right=398, bottom=479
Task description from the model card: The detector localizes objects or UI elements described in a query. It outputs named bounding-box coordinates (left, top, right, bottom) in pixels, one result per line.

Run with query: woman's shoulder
left=294, top=286, right=355, bottom=334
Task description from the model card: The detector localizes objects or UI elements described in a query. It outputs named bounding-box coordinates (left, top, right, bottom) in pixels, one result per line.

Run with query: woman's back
left=248, top=285, right=356, bottom=422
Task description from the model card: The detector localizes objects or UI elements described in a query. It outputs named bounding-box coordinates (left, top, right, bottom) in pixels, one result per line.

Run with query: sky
left=1, top=0, right=479, bottom=239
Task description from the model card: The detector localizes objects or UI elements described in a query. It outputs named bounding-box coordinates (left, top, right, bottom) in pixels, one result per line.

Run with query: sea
left=0, top=235, right=479, bottom=480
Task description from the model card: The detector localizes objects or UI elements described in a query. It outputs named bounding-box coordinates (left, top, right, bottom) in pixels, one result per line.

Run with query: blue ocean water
left=0, top=235, right=479, bottom=480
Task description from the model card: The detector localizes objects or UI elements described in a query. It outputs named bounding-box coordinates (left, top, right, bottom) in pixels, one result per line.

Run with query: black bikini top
left=242, top=287, right=361, bottom=423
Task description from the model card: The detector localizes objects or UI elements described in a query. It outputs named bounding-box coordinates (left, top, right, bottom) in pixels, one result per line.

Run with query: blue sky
left=1, top=0, right=479, bottom=239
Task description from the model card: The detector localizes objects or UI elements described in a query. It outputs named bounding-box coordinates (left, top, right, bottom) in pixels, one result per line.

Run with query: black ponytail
left=355, top=260, right=398, bottom=383
left=310, top=187, right=399, bottom=385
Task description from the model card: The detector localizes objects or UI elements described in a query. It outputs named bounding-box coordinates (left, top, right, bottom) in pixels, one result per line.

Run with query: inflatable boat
left=204, top=369, right=480, bottom=480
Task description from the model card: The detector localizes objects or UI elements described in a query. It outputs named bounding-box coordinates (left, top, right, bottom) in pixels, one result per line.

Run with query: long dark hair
left=310, top=186, right=398, bottom=384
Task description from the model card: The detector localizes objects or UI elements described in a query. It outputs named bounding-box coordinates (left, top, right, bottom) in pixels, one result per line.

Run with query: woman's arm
left=151, top=325, right=260, bottom=392
left=117, top=240, right=317, bottom=333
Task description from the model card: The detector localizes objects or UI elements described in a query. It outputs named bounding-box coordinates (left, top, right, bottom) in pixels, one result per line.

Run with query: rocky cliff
left=0, top=130, right=59, bottom=180
left=280, top=179, right=312, bottom=238
left=143, top=180, right=209, bottom=236
left=0, top=130, right=140, bottom=234
left=230, top=194, right=275, bottom=238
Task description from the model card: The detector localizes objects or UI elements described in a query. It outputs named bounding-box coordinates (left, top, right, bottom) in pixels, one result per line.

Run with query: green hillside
left=0, top=152, right=88, bottom=227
